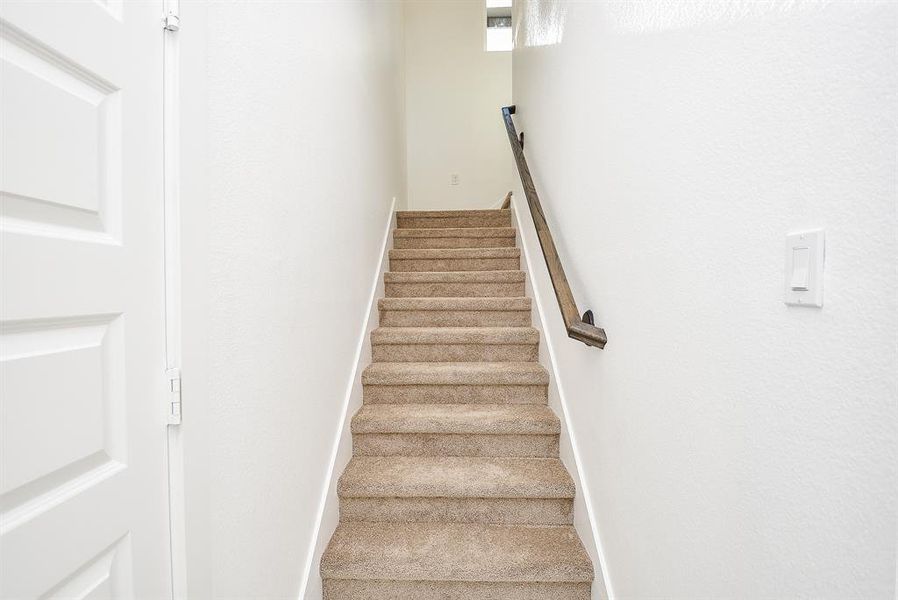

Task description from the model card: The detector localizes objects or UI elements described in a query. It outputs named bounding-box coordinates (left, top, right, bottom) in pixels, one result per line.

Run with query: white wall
left=404, top=0, right=515, bottom=210
left=512, top=1, right=897, bottom=598
left=178, top=2, right=406, bottom=597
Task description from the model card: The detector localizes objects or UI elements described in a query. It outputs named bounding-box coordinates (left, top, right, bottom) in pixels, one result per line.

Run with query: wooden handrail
left=501, top=105, right=607, bottom=349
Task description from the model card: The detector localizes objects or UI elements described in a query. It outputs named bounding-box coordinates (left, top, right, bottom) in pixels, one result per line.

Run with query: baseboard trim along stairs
left=319, top=208, right=595, bottom=599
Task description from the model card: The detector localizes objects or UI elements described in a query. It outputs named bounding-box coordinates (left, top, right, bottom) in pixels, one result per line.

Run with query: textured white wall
left=512, top=1, right=897, bottom=598
left=180, top=2, right=406, bottom=597
left=404, top=0, right=516, bottom=210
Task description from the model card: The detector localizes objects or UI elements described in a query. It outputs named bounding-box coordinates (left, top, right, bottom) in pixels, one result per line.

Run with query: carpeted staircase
left=320, top=208, right=594, bottom=599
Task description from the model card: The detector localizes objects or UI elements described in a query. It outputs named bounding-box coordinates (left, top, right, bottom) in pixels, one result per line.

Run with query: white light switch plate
left=784, top=229, right=824, bottom=307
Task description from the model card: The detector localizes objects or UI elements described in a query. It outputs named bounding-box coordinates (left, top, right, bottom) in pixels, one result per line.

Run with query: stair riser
left=363, top=384, right=548, bottom=404
left=353, top=433, right=559, bottom=458
left=393, top=236, right=515, bottom=249
left=385, top=281, right=525, bottom=297
left=339, top=497, right=573, bottom=526
left=379, top=310, right=531, bottom=327
left=323, top=580, right=590, bottom=600
left=390, top=258, right=520, bottom=272
left=397, top=215, right=511, bottom=229
left=372, top=343, right=538, bottom=362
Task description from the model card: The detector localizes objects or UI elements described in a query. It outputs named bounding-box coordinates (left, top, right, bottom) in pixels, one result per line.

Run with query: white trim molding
left=297, top=199, right=397, bottom=600
left=510, top=191, right=615, bottom=600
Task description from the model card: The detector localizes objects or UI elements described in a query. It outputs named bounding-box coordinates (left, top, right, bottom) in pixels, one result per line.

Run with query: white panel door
left=0, top=1, right=171, bottom=598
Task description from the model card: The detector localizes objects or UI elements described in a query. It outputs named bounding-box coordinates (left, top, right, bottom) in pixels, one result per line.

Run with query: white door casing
left=0, top=1, right=171, bottom=598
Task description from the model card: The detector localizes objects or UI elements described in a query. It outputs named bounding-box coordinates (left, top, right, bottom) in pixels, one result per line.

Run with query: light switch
left=790, top=247, right=810, bottom=291
left=784, top=229, right=824, bottom=307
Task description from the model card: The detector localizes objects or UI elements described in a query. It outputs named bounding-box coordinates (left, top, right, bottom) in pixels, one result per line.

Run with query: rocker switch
left=790, top=247, right=810, bottom=291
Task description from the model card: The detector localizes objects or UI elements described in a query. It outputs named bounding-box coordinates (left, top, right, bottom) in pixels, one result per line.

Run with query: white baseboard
left=510, top=192, right=615, bottom=600
left=296, top=199, right=396, bottom=600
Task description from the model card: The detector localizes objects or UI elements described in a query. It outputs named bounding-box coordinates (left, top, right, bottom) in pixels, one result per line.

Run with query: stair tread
left=320, top=521, right=594, bottom=583
left=393, top=227, right=515, bottom=238
left=384, top=270, right=524, bottom=282
left=372, top=327, right=538, bottom=345
left=362, top=362, right=549, bottom=385
left=352, top=403, right=559, bottom=434
left=379, top=297, right=530, bottom=311
left=390, top=248, right=520, bottom=259
left=397, top=209, right=510, bottom=218
left=338, top=456, right=573, bottom=498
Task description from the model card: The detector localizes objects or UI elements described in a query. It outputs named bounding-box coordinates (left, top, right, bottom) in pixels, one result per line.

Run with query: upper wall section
left=512, top=1, right=897, bottom=598
left=404, top=0, right=516, bottom=210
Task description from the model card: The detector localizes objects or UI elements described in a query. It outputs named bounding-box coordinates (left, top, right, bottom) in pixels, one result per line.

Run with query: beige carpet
left=320, top=209, right=594, bottom=599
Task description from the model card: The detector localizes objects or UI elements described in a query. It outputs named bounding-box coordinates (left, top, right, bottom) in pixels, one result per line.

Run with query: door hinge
left=166, top=367, right=182, bottom=425
left=163, top=9, right=180, bottom=32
